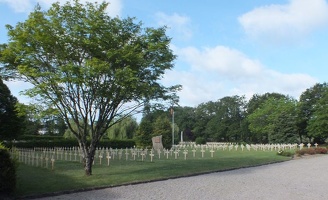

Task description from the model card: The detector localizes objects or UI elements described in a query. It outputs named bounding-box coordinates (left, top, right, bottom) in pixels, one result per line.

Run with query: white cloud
left=0, top=0, right=122, bottom=17
left=178, top=46, right=263, bottom=80
left=0, top=0, right=33, bottom=12
left=155, top=12, right=193, bottom=40
left=239, top=0, right=328, bottom=44
left=164, top=45, right=318, bottom=106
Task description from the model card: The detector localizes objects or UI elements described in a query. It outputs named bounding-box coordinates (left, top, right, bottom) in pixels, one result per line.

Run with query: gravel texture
left=33, top=155, right=328, bottom=200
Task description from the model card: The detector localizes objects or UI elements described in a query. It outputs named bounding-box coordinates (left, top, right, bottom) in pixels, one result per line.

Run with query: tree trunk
left=79, top=141, right=96, bottom=176
left=84, top=154, right=93, bottom=176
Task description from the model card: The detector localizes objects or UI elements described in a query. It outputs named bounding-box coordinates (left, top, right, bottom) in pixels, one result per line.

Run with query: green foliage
left=0, top=142, right=16, bottom=196
left=106, top=116, right=138, bottom=140
left=298, top=83, right=328, bottom=143
left=192, top=96, right=247, bottom=142
left=98, top=139, right=136, bottom=149
left=8, top=139, right=79, bottom=148
left=276, top=150, right=294, bottom=157
left=0, top=0, right=179, bottom=175
left=137, top=83, right=328, bottom=145
left=15, top=103, right=42, bottom=135
left=6, top=138, right=135, bottom=149
left=135, top=119, right=153, bottom=148
left=63, top=119, right=90, bottom=139
left=152, top=116, right=172, bottom=149
left=247, top=96, right=299, bottom=143
left=306, top=87, right=328, bottom=143
left=195, top=137, right=206, bottom=145
left=17, top=135, right=63, bottom=141
left=0, top=79, right=24, bottom=140
left=173, top=106, right=196, bottom=140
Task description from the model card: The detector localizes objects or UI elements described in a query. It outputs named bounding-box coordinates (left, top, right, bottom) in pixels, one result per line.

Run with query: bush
left=296, top=148, right=319, bottom=156
left=315, top=147, right=328, bottom=154
left=296, top=149, right=306, bottom=155
left=0, top=142, right=17, bottom=197
left=277, top=150, right=294, bottom=157
left=195, top=137, right=206, bottom=145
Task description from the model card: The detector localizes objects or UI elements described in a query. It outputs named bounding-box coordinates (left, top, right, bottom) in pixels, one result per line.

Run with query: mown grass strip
left=16, top=150, right=291, bottom=198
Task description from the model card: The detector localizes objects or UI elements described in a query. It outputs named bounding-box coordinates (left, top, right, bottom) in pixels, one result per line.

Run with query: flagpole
left=171, top=108, right=174, bottom=147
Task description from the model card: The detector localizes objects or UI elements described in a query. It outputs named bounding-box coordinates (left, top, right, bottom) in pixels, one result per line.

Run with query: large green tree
left=204, top=96, right=246, bottom=142
left=245, top=92, right=287, bottom=142
left=0, top=79, right=23, bottom=140
left=247, top=96, right=298, bottom=143
left=173, top=106, right=196, bottom=141
left=297, top=83, right=328, bottom=142
left=0, top=1, right=180, bottom=175
left=152, top=116, right=173, bottom=149
left=306, top=87, right=328, bottom=143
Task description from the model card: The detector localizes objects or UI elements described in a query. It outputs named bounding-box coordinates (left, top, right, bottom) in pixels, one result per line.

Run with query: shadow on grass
left=16, top=161, right=92, bottom=199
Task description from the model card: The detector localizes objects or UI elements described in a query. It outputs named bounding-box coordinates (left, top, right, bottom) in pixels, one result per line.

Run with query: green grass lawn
left=15, top=149, right=291, bottom=198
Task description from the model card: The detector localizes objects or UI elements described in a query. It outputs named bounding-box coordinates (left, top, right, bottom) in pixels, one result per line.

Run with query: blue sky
left=1, top=0, right=328, bottom=107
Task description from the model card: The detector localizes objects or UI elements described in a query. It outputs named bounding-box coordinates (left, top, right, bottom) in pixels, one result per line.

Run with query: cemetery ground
left=14, top=146, right=292, bottom=199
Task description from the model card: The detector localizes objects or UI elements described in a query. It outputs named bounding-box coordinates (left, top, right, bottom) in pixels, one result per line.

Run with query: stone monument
left=152, top=135, right=164, bottom=151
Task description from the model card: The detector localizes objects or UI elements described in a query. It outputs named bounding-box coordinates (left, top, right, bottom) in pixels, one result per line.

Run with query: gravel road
left=33, top=155, right=328, bottom=200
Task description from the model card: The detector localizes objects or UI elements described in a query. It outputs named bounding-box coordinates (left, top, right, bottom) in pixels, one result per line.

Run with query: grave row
left=11, top=142, right=319, bottom=170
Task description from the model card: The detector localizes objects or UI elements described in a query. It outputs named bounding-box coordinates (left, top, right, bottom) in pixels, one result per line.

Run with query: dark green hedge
left=6, top=138, right=136, bottom=149
left=0, top=144, right=16, bottom=197
left=17, top=135, right=63, bottom=141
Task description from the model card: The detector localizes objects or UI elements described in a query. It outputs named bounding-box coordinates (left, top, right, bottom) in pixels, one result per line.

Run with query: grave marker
left=106, top=153, right=111, bottom=166
left=132, top=150, right=137, bottom=160
left=149, top=150, right=155, bottom=162
left=174, top=150, right=179, bottom=159
left=183, top=150, right=188, bottom=160
left=201, top=149, right=205, bottom=158
left=192, top=149, right=197, bottom=157
left=51, top=157, right=55, bottom=170
left=125, top=150, right=129, bottom=161
left=99, top=154, right=103, bottom=165
left=210, top=149, right=215, bottom=157
left=45, top=156, right=49, bottom=168
left=164, top=149, right=170, bottom=159
left=141, top=151, right=145, bottom=161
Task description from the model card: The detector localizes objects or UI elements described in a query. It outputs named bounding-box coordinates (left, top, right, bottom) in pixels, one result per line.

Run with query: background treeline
left=2, top=80, right=328, bottom=147
left=137, top=82, right=328, bottom=145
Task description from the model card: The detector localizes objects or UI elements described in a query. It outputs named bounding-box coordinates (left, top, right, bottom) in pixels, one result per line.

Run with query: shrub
left=277, top=150, right=294, bottom=157
left=315, top=147, right=328, bottom=154
left=0, top=142, right=17, bottom=197
left=195, top=137, right=206, bottom=145
left=296, top=149, right=306, bottom=155
left=296, top=148, right=318, bottom=156
left=306, top=148, right=316, bottom=155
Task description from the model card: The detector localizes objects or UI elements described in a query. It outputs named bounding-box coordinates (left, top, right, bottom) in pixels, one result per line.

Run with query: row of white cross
left=11, top=142, right=319, bottom=170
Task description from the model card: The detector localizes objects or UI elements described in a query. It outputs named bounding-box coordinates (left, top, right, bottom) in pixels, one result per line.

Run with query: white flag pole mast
left=171, top=108, right=174, bottom=147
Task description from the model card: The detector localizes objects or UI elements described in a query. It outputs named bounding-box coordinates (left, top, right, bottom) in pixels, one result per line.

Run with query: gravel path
left=34, top=155, right=328, bottom=200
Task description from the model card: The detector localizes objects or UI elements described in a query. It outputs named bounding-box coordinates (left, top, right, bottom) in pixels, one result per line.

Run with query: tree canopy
left=0, top=79, right=23, bottom=140
left=0, top=0, right=180, bottom=175
left=247, top=96, right=298, bottom=143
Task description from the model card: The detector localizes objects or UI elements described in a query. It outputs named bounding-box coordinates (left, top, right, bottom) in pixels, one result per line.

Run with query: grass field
left=15, top=149, right=292, bottom=198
